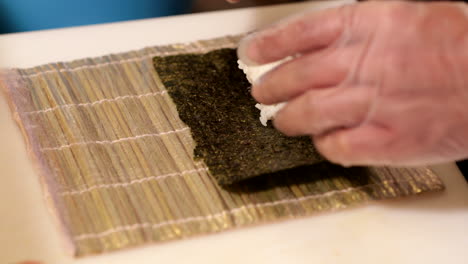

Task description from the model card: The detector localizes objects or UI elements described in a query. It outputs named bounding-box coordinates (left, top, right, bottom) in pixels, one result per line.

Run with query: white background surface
left=1, top=1, right=467, bottom=263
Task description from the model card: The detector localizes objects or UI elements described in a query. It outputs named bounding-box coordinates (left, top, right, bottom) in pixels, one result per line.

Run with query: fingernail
left=237, top=33, right=261, bottom=66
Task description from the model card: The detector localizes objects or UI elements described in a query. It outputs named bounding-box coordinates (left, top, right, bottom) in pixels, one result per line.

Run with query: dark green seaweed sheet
left=154, top=48, right=323, bottom=185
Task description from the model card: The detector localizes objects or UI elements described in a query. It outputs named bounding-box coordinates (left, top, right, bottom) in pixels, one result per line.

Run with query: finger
left=237, top=4, right=355, bottom=65
left=314, top=123, right=393, bottom=166
left=273, top=85, right=370, bottom=136
left=251, top=46, right=354, bottom=105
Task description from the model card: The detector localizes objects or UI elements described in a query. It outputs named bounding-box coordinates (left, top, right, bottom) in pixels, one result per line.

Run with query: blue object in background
left=0, top=0, right=192, bottom=34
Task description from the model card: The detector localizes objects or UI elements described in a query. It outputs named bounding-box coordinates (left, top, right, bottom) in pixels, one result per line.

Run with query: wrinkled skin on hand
left=238, top=1, right=468, bottom=166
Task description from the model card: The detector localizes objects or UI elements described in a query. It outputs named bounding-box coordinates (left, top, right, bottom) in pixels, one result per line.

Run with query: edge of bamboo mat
left=0, top=69, right=76, bottom=254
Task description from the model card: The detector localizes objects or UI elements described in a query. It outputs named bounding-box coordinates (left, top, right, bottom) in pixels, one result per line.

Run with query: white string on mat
left=73, top=180, right=398, bottom=241
left=40, top=127, right=190, bottom=152
left=26, top=90, right=169, bottom=115
left=60, top=167, right=209, bottom=196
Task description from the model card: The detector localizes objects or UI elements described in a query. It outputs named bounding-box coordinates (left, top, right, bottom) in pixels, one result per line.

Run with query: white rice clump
left=237, top=58, right=289, bottom=126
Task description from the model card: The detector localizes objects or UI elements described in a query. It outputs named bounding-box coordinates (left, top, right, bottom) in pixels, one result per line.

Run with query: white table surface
left=1, top=1, right=468, bottom=263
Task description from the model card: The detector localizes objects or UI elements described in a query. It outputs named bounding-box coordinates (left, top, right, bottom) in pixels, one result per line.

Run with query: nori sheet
left=153, top=48, right=323, bottom=185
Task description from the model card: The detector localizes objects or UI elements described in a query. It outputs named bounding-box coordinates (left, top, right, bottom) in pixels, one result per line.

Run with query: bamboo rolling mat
left=0, top=35, right=444, bottom=256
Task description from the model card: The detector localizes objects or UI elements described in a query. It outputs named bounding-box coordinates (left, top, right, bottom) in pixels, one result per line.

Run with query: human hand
left=238, top=1, right=468, bottom=166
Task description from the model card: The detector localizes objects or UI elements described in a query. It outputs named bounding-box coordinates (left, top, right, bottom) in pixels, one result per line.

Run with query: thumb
left=314, top=123, right=394, bottom=166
